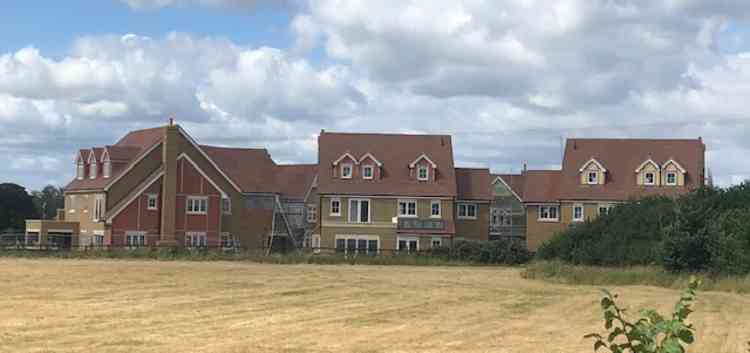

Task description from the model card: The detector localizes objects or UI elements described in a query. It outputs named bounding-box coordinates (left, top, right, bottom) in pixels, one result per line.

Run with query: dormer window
left=89, top=161, right=97, bottom=179
left=103, top=161, right=111, bottom=178
left=418, top=166, right=429, bottom=181
left=341, top=164, right=353, bottom=179
left=587, top=171, right=598, bottom=184
left=77, top=162, right=85, bottom=180
left=666, top=172, right=677, bottom=185
left=636, top=158, right=661, bottom=186
left=362, top=165, right=373, bottom=179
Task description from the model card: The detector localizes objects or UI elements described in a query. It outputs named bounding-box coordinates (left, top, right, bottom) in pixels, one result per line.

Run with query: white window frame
left=147, top=194, right=158, bottom=211
left=348, top=199, right=371, bottom=224
left=397, top=236, right=420, bottom=253
left=185, top=232, right=207, bottom=248
left=666, top=172, right=677, bottom=186
left=587, top=171, right=598, bottom=184
left=220, top=232, right=234, bottom=249
left=538, top=205, right=559, bottom=222
left=572, top=204, right=584, bottom=222
left=330, top=198, right=341, bottom=216
left=93, top=194, right=106, bottom=222
left=598, top=204, right=615, bottom=216
left=417, top=166, right=429, bottom=181
left=125, top=231, right=146, bottom=248
left=430, top=200, right=441, bottom=218
left=335, top=234, right=380, bottom=255
left=306, top=204, right=317, bottom=223
left=186, top=196, right=208, bottom=215
left=222, top=197, right=231, bottom=214
left=89, top=161, right=97, bottom=179
left=362, top=165, right=374, bottom=179
left=398, top=199, right=418, bottom=218
left=341, top=163, right=353, bottom=179
left=644, top=172, right=656, bottom=185
left=103, top=161, right=111, bottom=178
left=457, top=203, right=477, bottom=220
left=431, top=237, right=443, bottom=248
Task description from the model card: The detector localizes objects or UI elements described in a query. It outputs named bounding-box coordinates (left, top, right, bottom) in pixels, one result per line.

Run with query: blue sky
left=2, top=1, right=750, bottom=190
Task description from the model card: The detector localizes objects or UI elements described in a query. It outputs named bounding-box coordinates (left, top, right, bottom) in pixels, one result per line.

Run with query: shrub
left=586, top=277, right=700, bottom=353
left=450, top=239, right=530, bottom=265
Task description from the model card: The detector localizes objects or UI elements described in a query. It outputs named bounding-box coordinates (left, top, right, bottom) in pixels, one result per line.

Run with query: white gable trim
left=177, top=126, right=243, bottom=193
left=662, top=159, right=687, bottom=173
left=635, top=159, right=660, bottom=173
left=104, top=142, right=162, bottom=191
left=101, top=149, right=111, bottom=163
left=332, top=152, right=359, bottom=166
left=87, top=150, right=97, bottom=164
left=105, top=169, right=164, bottom=224
left=359, top=153, right=383, bottom=167
left=75, top=150, right=86, bottom=164
left=578, top=158, right=607, bottom=173
left=177, top=153, right=229, bottom=198
left=492, top=176, right=523, bottom=203
left=409, top=153, right=437, bottom=168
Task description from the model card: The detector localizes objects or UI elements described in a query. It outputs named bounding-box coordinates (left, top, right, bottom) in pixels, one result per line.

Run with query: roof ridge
left=321, top=131, right=451, bottom=138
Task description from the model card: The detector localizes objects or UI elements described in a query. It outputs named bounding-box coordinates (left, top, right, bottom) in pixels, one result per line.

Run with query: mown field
left=0, top=259, right=749, bottom=353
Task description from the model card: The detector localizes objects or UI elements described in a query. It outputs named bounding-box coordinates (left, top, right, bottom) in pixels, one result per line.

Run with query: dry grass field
left=1, top=259, right=749, bottom=353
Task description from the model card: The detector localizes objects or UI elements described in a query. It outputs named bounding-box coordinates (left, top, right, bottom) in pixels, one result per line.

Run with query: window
left=573, top=205, right=584, bottom=222
left=587, top=171, right=598, bottom=184
left=539, top=205, right=559, bottom=221
left=598, top=205, right=614, bottom=216
left=431, top=237, right=443, bottom=248
left=77, top=162, right=85, bottom=180
left=430, top=200, right=441, bottom=218
left=398, top=200, right=417, bottom=217
left=397, top=236, right=419, bottom=253
left=93, top=235, right=104, bottom=247
left=330, top=198, right=341, bottom=216
left=222, top=198, right=231, bottom=214
left=93, top=195, right=105, bottom=221
left=348, top=199, right=370, bottom=223
left=312, top=234, right=321, bottom=254
left=89, top=162, right=97, bottom=179
left=417, top=166, right=429, bottom=181
left=147, top=194, right=158, bottom=211
left=341, top=164, right=353, bottom=179
left=306, top=204, right=317, bottom=223
left=666, top=172, right=677, bottom=185
left=186, top=232, right=207, bottom=248
left=125, top=231, right=146, bottom=248
left=103, top=161, right=111, bottom=178
left=645, top=172, right=656, bottom=185
left=186, top=197, right=208, bottom=214
left=457, top=203, right=477, bottom=219
left=362, top=165, right=374, bottom=179
left=221, top=233, right=234, bottom=249
left=335, top=235, right=379, bottom=255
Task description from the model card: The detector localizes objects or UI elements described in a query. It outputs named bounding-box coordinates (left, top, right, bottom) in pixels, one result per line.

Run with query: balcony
left=397, top=218, right=454, bottom=235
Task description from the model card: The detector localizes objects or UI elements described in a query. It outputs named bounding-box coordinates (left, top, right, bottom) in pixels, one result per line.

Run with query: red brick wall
left=110, top=177, right=163, bottom=246
left=174, top=158, right=223, bottom=247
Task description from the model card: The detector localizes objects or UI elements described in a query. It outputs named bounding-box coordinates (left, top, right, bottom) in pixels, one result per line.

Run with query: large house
left=24, top=124, right=706, bottom=253
left=508, top=138, right=706, bottom=251
left=25, top=122, right=317, bottom=250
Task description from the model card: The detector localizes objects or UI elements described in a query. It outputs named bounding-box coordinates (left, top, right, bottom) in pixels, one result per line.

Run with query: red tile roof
left=318, top=132, right=457, bottom=197
left=65, top=126, right=166, bottom=192
left=558, top=138, right=705, bottom=201
left=200, top=146, right=278, bottom=194
left=494, top=173, right=526, bottom=200
left=456, top=168, right=492, bottom=201
left=521, top=170, right=562, bottom=203
left=274, top=164, right=318, bottom=201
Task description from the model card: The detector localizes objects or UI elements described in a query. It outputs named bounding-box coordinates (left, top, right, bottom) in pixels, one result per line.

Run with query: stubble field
left=0, top=258, right=748, bottom=353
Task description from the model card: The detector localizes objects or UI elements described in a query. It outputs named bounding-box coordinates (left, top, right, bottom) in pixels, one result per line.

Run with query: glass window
left=330, top=199, right=341, bottom=216
left=666, top=172, right=677, bottom=185
left=573, top=205, right=583, bottom=221
left=306, top=205, right=317, bottom=223
left=349, top=199, right=370, bottom=223
left=186, top=197, right=208, bottom=214
left=147, top=194, right=158, bottom=210
left=431, top=237, right=442, bottom=248
left=458, top=203, right=477, bottom=219
left=431, top=201, right=441, bottom=217
left=222, top=198, right=231, bottom=214
left=418, top=166, right=429, bottom=181
left=341, top=164, right=353, bottom=178
left=645, top=172, right=655, bottom=185
left=587, top=172, right=598, bottom=184
left=398, top=200, right=417, bottom=217
left=363, top=166, right=373, bottom=179
left=539, top=206, right=559, bottom=221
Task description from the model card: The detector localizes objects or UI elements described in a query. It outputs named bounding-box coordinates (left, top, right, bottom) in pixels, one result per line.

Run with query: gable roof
left=200, top=146, right=278, bottom=194
left=318, top=132, right=457, bottom=197
left=559, top=138, right=705, bottom=201
left=493, top=174, right=525, bottom=201
left=274, top=164, right=318, bottom=201
left=456, top=168, right=492, bottom=201
left=409, top=153, right=438, bottom=168
left=522, top=170, right=562, bottom=203
left=579, top=157, right=607, bottom=172
left=65, top=126, right=165, bottom=192
left=635, top=158, right=660, bottom=173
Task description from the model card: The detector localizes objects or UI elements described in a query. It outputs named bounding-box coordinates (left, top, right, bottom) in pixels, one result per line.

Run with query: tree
left=0, top=183, right=37, bottom=232
left=31, top=185, right=65, bottom=220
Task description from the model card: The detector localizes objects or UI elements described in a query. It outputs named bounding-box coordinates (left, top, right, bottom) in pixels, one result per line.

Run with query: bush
left=450, top=239, right=530, bottom=265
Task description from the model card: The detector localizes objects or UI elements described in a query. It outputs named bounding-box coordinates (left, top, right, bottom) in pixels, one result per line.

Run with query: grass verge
left=521, top=261, right=750, bottom=293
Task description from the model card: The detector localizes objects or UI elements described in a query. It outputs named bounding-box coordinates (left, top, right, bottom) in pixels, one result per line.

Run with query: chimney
left=523, top=162, right=527, bottom=174
left=169, top=117, right=174, bottom=126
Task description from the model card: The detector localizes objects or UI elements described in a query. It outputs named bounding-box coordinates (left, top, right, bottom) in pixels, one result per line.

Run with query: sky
left=2, top=0, right=750, bottom=190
